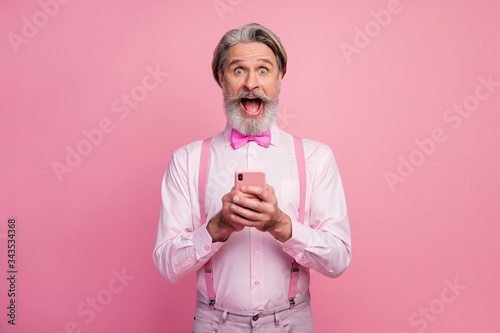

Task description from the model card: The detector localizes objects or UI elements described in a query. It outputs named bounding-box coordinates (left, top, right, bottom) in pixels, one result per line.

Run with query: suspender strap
left=288, top=136, right=306, bottom=309
left=199, top=138, right=216, bottom=310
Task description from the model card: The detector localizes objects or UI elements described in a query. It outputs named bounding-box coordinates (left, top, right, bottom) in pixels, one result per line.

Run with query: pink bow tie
left=231, top=129, right=271, bottom=149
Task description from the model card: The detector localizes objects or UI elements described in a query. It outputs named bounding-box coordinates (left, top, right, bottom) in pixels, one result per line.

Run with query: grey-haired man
left=154, top=23, right=351, bottom=332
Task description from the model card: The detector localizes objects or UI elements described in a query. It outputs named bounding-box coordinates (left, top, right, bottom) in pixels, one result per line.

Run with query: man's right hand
left=206, top=187, right=259, bottom=242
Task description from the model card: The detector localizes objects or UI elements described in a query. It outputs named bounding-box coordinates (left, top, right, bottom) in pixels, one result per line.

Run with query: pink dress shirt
left=153, top=122, right=351, bottom=311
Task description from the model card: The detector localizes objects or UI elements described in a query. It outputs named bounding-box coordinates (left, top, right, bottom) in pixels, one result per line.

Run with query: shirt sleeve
left=152, top=147, right=224, bottom=283
left=281, top=143, right=352, bottom=278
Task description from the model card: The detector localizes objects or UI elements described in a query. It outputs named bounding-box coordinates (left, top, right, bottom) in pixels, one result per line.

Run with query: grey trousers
left=192, top=290, right=314, bottom=333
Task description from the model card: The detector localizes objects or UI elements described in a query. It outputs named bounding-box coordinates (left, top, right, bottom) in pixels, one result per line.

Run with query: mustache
left=224, top=89, right=275, bottom=103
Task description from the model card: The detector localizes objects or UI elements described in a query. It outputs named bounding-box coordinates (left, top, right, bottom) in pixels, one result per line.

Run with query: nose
left=244, top=71, right=260, bottom=91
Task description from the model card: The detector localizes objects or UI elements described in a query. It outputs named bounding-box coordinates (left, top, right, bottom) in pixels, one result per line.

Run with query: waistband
left=195, top=289, right=311, bottom=320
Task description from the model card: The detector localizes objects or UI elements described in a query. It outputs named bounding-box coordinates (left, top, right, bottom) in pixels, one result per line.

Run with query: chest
left=190, top=140, right=307, bottom=227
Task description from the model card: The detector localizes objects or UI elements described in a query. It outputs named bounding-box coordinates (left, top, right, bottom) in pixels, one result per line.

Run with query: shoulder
left=170, top=131, right=225, bottom=162
left=280, top=130, right=335, bottom=161
left=302, top=138, right=334, bottom=157
left=302, top=139, right=338, bottom=177
left=171, top=140, right=203, bottom=159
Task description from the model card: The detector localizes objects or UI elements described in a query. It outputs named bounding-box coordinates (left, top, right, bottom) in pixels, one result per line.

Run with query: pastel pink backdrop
left=1, top=1, right=499, bottom=332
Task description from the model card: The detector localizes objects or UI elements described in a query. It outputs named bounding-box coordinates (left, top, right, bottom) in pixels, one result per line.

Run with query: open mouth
left=240, top=97, right=262, bottom=117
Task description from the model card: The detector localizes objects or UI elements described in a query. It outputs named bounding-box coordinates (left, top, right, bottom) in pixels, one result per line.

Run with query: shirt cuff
left=280, top=219, right=311, bottom=258
left=192, top=222, right=224, bottom=257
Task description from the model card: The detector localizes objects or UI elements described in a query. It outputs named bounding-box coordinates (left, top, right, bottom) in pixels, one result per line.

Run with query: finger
left=264, top=184, right=275, bottom=194
left=233, top=195, right=263, bottom=213
left=236, top=192, right=258, bottom=201
left=230, top=203, right=263, bottom=221
left=240, top=185, right=268, bottom=202
left=229, top=211, right=253, bottom=225
left=228, top=218, right=246, bottom=231
left=230, top=211, right=266, bottom=228
left=222, top=206, right=249, bottom=230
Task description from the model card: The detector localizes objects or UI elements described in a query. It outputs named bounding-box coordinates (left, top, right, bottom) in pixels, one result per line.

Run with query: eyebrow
left=227, top=58, right=274, bottom=68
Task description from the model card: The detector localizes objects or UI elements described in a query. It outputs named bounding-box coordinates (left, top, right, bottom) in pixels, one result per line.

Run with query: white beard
left=223, top=86, right=280, bottom=136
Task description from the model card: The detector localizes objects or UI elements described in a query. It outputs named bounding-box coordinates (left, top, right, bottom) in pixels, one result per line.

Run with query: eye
left=259, top=68, right=268, bottom=74
left=234, top=68, right=244, bottom=74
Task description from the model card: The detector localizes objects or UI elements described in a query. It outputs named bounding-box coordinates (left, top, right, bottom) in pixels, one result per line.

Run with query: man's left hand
left=230, top=184, right=292, bottom=242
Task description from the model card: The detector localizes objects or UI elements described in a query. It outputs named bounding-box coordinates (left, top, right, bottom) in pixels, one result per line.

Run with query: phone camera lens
left=238, top=174, right=243, bottom=181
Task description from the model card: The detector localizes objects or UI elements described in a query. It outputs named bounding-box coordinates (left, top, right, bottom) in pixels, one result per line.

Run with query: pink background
left=1, top=0, right=500, bottom=332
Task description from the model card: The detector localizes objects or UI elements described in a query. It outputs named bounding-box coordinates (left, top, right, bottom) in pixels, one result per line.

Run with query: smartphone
left=235, top=169, right=266, bottom=190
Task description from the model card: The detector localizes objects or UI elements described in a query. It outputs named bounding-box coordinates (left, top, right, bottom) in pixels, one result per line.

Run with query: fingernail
left=233, top=196, right=239, bottom=202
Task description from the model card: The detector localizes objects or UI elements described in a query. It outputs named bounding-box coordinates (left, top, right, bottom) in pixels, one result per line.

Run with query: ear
left=277, top=69, right=283, bottom=83
left=217, top=68, right=224, bottom=86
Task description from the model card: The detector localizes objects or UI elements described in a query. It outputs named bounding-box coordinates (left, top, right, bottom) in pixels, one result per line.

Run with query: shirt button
left=252, top=314, right=259, bottom=321
left=284, top=247, right=290, bottom=251
left=254, top=281, right=259, bottom=286
left=254, top=247, right=259, bottom=253
left=204, top=245, right=210, bottom=251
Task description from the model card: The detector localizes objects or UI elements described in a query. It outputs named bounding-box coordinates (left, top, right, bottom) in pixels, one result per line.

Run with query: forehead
left=225, top=42, right=276, bottom=67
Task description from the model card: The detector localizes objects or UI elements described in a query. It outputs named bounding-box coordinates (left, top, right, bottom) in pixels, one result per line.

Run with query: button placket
left=247, top=141, right=259, bottom=169
left=249, top=227, right=264, bottom=306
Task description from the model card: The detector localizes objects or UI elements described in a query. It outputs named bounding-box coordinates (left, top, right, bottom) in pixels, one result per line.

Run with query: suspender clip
left=208, top=299, right=216, bottom=311
left=288, top=298, right=296, bottom=310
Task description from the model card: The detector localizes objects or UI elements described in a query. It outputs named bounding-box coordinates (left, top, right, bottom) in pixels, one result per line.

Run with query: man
left=153, top=23, right=351, bottom=332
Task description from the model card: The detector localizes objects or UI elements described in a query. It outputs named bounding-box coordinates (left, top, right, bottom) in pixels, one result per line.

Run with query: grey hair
left=212, top=23, right=287, bottom=87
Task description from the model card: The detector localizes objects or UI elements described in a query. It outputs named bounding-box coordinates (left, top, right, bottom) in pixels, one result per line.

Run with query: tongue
left=242, top=99, right=260, bottom=116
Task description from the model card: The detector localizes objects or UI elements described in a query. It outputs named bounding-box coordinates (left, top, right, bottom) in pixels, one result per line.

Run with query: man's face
left=219, top=42, right=282, bottom=136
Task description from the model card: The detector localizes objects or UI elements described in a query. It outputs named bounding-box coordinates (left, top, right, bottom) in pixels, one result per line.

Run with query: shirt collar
left=223, top=121, right=280, bottom=148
